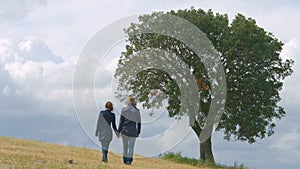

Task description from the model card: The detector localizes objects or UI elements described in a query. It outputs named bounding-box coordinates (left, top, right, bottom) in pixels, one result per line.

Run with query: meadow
left=0, top=136, right=246, bottom=169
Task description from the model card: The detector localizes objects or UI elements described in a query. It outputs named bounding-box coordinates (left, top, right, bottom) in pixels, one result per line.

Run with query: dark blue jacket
left=118, top=103, right=141, bottom=137
left=95, top=109, right=118, bottom=142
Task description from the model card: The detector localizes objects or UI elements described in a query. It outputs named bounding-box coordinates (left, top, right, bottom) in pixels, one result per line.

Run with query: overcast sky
left=1, top=0, right=300, bottom=169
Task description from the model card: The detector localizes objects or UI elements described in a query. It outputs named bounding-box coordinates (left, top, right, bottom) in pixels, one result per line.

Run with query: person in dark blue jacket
left=118, top=96, right=141, bottom=165
left=95, top=101, right=119, bottom=163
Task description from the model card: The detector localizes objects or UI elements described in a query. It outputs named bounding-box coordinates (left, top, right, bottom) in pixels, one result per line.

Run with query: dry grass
left=0, top=136, right=208, bottom=169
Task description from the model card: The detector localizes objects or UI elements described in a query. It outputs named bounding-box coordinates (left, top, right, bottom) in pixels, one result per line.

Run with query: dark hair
left=105, top=101, right=113, bottom=111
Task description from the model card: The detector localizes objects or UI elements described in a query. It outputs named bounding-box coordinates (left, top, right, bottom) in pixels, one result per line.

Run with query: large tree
left=114, top=8, right=293, bottom=162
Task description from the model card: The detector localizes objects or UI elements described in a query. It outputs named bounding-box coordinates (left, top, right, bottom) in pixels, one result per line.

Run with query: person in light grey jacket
left=118, top=96, right=141, bottom=165
left=95, top=101, right=119, bottom=163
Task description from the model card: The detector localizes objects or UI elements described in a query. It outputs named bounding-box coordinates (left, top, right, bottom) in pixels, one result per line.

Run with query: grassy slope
left=0, top=136, right=208, bottom=169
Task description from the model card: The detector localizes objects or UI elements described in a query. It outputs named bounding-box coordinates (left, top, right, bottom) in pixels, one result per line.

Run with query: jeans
left=122, top=135, right=136, bottom=163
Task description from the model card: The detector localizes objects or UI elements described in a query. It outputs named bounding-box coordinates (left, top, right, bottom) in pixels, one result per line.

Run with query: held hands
left=115, top=133, right=139, bottom=138
left=116, top=133, right=121, bottom=139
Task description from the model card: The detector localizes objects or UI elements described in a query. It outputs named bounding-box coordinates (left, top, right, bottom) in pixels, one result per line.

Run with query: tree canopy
left=114, top=8, right=293, bottom=161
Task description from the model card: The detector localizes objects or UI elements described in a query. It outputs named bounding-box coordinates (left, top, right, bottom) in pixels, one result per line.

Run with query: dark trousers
left=102, top=149, right=108, bottom=162
left=101, top=140, right=110, bottom=162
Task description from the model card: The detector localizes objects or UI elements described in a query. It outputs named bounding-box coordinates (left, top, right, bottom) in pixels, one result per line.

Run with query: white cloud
left=1, top=1, right=300, bottom=169
left=0, top=35, right=70, bottom=89
left=0, top=33, right=75, bottom=117
left=2, top=85, right=11, bottom=96
left=5, top=61, right=43, bottom=80
left=281, top=38, right=300, bottom=61
left=17, top=37, right=63, bottom=63
left=0, top=0, right=46, bottom=24
left=20, top=0, right=139, bottom=59
left=0, top=38, right=18, bottom=63
left=280, top=43, right=300, bottom=111
left=254, top=5, right=300, bottom=40
left=18, top=40, right=32, bottom=51
left=271, top=131, right=300, bottom=151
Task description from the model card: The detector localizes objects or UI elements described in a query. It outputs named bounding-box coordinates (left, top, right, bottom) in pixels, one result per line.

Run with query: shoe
left=124, top=162, right=131, bottom=165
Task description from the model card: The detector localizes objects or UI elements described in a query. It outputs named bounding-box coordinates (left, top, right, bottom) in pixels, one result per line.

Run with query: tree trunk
left=190, top=119, right=214, bottom=163
left=200, top=136, right=214, bottom=163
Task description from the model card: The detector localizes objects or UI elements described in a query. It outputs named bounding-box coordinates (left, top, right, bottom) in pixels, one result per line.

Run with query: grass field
left=0, top=136, right=209, bottom=169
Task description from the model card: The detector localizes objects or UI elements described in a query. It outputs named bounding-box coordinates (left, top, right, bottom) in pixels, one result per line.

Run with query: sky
left=0, top=0, right=300, bottom=169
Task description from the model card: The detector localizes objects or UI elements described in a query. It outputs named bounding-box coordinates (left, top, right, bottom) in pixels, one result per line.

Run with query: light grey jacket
left=95, top=109, right=118, bottom=142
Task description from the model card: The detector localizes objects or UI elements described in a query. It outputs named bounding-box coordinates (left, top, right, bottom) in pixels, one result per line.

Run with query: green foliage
left=162, top=152, right=199, bottom=166
left=114, top=7, right=293, bottom=144
left=217, top=13, right=293, bottom=143
left=161, top=152, right=247, bottom=169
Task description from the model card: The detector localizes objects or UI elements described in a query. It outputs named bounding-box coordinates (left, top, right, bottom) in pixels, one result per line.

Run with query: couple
left=95, top=96, right=141, bottom=165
